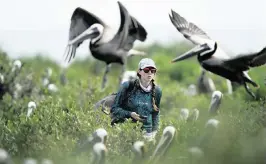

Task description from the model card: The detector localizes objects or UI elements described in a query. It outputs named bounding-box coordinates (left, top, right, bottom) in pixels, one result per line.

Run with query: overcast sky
left=0, top=0, right=266, bottom=65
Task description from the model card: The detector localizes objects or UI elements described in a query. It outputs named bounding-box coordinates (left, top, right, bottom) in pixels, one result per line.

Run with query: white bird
left=179, top=108, right=189, bottom=121
left=74, top=128, right=108, bottom=154
left=23, top=158, right=37, bottom=164
left=151, top=126, right=176, bottom=161
left=0, top=73, right=4, bottom=84
left=0, top=148, right=11, bottom=164
left=27, top=101, right=37, bottom=117
left=187, top=108, right=199, bottom=122
left=47, top=84, right=58, bottom=93
left=205, top=119, right=219, bottom=129
left=91, top=142, right=107, bottom=164
left=45, top=67, right=53, bottom=78
left=132, top=141, right=146, bottom=162
left=208, top=91, right=223, bottom=115
left=12, top=60, right=22, bottom=72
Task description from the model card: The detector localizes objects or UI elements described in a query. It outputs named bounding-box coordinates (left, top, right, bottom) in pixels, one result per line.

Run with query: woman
left=111, top=58, right=162, bottom=138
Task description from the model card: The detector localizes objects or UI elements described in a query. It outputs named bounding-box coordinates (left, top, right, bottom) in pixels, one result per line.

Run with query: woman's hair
left=136, top=71, right=159, bottom=112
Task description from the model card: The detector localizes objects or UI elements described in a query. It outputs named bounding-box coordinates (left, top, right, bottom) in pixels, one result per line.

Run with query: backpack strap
left=120, top=80, right=135, bottom=105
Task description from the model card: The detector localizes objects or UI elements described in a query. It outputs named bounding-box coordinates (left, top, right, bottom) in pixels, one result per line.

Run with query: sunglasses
left=142, top=67, right=157, bottom=74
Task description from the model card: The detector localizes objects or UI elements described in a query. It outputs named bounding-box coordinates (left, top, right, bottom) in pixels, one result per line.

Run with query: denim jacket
left=111, top=81, right=162, bottom=133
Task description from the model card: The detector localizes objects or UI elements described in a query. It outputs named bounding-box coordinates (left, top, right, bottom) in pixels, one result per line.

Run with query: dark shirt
left=111, top=81, right=162, bottom=133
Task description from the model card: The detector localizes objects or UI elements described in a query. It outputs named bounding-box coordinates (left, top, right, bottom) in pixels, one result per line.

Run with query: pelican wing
left=109, top=1, right=131, bottom=49
left=68, top=7, right=106, bottom=44
left=64, top=7, right=106, bottom=62
left=122, top=15, right=147, bottom=51
left=223, top=47, right=266, bottom=71
left=249, top=47, right=266, bottom=67
left=169, top=9, right=211, bottom=45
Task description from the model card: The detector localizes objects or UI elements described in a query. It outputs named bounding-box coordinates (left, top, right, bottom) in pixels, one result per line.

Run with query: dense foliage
left=1, top=42, right=266, bottom=164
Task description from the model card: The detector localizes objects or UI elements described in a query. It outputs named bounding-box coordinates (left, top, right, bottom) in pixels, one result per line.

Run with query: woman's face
left=138, top=67, right=157, bottom=82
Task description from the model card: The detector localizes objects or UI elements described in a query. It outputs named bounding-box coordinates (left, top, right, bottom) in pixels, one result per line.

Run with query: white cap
left=138, top=58, right=157, bottom=70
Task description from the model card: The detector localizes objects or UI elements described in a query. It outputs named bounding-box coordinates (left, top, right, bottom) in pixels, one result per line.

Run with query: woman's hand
left=130, top=112, right=143, bottom=121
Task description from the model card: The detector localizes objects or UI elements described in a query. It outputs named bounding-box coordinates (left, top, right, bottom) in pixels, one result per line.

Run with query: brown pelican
left=197, top=69, right=216, bottom=94
left=63, top=2, right=147, bottom=89
left=169, top=10, right=266, bottom=99
left=151, top=126, right=176, bottom=162
left=208, top=91, right=223, bottom=115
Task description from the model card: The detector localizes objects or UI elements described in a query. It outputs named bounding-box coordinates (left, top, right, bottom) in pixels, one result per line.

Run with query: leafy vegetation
left=1, top=42, right=266, bottom=164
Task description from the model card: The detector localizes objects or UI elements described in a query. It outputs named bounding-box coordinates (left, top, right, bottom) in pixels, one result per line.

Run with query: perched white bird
left=47, top=84, right=58, bottom=93
left=27, top=101, right=37, bottom=117
left=91, top=142, right=107, bottom=164
left=151, top=126, right=176, bottom=161
left=209, top=91, right=223, bottom=115
left=179, top=108, right=190, bottom=121
left=12, top=60, right=22, bottom=72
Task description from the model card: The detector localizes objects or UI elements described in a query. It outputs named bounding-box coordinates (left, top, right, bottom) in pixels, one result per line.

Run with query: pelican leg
left=101, top=64, right=111, bottom=89
left=243, top=83, right=256, bottom=99
left=118, top=64, right=127, bottom=87
left=245, top=78, right=259, bottom=88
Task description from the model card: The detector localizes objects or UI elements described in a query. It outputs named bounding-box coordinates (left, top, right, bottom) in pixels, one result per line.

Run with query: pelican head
left=68, top=23, right=104, bottom=46
left=27, top=101, right=37, bottom=117
left=92, top=143, right=107, bottom=164
left=151, top=126, right=176, bottom=159
left=12, top=60, right=22, bottom=72
left=171, top=43, right=212, bottom=63
left=179, top=108, right=189, bottom=121
left=93, top=128, right=108, bottom=145
left=133, top=141, right=146, bottom=158
left=209, top=90, right=223, bottom=115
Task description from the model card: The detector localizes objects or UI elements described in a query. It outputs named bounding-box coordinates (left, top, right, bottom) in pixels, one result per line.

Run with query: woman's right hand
left=131, top=112, right=143, bottom=121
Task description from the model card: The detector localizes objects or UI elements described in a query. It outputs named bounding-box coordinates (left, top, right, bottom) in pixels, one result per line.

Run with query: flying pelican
left=169, top=10, right=266, bottom=99
left=63, top=2, right=147, bottom=89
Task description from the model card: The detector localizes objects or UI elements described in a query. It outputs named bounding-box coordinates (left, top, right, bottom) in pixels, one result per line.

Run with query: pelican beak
left=171, top=43, right=210, bottom=63
left=68, top=26, right=100, bottom=45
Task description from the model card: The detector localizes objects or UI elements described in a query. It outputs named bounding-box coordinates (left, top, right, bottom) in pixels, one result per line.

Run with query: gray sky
left=0, top=0, right=266, bottom=65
